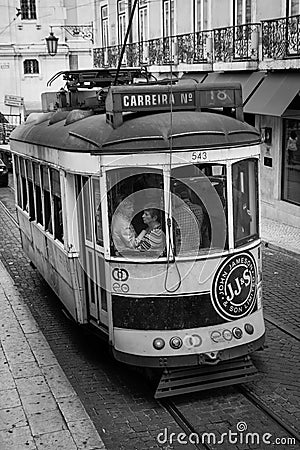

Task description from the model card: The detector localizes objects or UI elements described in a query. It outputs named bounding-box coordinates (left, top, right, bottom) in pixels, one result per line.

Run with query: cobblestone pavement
left=0, top=183, right=299, bottom=450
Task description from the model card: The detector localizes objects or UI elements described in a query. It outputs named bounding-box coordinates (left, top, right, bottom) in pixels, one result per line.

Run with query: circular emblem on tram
left=211, top=252, right=257, bottom=321
left=112, top=268, right=129, bottom=282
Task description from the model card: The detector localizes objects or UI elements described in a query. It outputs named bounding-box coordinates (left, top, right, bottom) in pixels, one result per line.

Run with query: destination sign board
left=105, top=82, right=243, bottom=128
left=121, top=91, right=195, bottom=110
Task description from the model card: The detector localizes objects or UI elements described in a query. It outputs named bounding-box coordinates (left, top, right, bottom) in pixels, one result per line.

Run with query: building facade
left=0, top=0, right=94, bottom=117
left=93, top=0, right=300, bottom=229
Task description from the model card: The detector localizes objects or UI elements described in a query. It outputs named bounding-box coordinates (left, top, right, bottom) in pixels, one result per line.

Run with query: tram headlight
left=169, top=336, right=183, bottom=349
left=232, top=327, right=243, bottom=339
left=244, top=323, right=254, bottom=335
left=153, top=338, right=165, bottom=350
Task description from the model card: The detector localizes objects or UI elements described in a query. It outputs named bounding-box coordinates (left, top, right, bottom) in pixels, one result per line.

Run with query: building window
left=101, top=5, right=109, bottom=47
left=138, top=0, right=148, bottom=42
left=117, top=0, right=126, bottom=45
left=20, top=0, right=37, bottom=20
left=163, top=0, right=174, bottom=37
left=282, top=120, right=300, bottom=206
left=194, top=0, right=208, bottom=32
left=235, top=0, right=252, bottom=25
left=288, top=0, right=300, bottom=15
left=24, top=59, right=39, bottom=75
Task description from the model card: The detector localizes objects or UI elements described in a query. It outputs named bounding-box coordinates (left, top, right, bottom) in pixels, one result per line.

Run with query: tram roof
left=10, top=110, right=260, bottom=154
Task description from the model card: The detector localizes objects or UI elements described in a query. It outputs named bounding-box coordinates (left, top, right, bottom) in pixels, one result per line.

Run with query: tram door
left=79, top=176, right=108, bottom=327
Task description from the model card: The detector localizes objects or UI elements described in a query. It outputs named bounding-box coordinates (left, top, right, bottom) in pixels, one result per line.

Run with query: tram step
left=154, top=356, right=258, bottom=399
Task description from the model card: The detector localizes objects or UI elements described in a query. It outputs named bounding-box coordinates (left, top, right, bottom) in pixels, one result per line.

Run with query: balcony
left=93, top=15, right=300, bottom=72
left=261, top=14, right=300, bottom=69
left=93, top=30, right=214, bottom=72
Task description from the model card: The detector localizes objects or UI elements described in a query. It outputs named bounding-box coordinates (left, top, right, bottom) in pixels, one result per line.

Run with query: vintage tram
left=10, top=70, right=264, bottom=397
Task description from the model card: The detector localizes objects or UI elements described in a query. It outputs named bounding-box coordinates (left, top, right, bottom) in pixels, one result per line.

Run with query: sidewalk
left=0, top=260, right=106, bottom=450
left=261, top=216, right=300, bottom=257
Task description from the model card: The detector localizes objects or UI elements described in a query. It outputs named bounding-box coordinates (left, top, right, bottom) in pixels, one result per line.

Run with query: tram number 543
left=191, top=151, right=208, bottom=161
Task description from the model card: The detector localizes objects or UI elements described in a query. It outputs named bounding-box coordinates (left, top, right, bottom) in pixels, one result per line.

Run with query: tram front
left=95, top=82, right=265, bottom=393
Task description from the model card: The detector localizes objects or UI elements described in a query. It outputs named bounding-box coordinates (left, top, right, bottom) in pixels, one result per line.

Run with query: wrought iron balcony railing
left=93, top=30, right=213, bottom=68
left=213, top=23, right=260, bottom=62
left=262, top=14, right=300, bottom=59
left=93, top=14, right=300, bottom=69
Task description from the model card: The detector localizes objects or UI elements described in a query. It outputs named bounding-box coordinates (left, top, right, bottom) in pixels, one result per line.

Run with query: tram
left=10, top=69, right=265, bottom=397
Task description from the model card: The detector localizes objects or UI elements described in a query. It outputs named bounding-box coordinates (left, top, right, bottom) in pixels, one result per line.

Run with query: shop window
left=20, top=0, right=37, bottom=20
left=107, top=168, right=165, bottom=258
left=282, top=120, right=300, bottom=206
left=24, top=59, right=39, bottom=75
left=171, top=164, right=227, bottom=255
left=232, top=159, right=258, bottom=246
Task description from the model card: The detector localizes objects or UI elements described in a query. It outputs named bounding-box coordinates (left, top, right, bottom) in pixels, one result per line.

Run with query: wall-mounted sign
left=4, top=95, right=24, bottom=107
left=0, top=63, right=9, bottom=70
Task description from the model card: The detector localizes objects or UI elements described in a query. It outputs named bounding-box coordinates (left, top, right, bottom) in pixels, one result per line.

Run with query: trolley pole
left=113, top=0, right=139, bottom=86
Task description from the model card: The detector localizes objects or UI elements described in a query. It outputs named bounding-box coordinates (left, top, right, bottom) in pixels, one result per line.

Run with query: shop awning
left=244, top=72, right=300, bottom=116
left=202, top=71, right=265, bottom=104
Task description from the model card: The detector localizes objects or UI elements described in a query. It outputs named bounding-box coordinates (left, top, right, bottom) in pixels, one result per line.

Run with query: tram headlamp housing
left=232, top=327, right=243, bottom=339
left=153, top=338, right=165, bottom=350
left=169, top=336, right=183, bottom=349
left=244, top=323, right=254, bottom=335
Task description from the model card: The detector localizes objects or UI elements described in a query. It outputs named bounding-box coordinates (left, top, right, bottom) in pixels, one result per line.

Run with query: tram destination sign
left=121, top=91, right=195, bottom=110
left=105, top=82, right=243, bottom=127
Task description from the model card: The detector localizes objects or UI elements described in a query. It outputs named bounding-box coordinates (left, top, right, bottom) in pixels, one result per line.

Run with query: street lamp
left=45, top=24, right=93, bottom=56
left=46, top=28, right=59, bottom=56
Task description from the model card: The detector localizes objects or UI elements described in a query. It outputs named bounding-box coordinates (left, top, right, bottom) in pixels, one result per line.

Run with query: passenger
left=135, top=208, right=165, bottom=256
left=173, top=190, right=204, bottom=253
left=111, top=198, right=137, bottom=255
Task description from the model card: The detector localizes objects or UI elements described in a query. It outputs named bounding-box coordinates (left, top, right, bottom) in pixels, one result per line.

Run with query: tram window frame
left=41, top=166, right=53, bottom=235
left=232, top=158, right=259, bottom=247
left=82, top=176, right=93, bottom=242
left=171, top=163, right=228, bottom=255
left=26, top=160, right=35, bottom=221
left=14, top=156, right=22, bottom=208
left=107, top=167, right=166, bottom=259
left=50, top=168, right=64, bottom=243
left=33, top=162, right=43, bottom=226
left=92, top=177, right=104, bottom=248
left=20, top=158, right=28, bottom=213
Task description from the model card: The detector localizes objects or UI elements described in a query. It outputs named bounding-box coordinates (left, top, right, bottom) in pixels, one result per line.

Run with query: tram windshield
left=107, top=167, right=166, bottom=258
left=171, top=163, right=227, bottom=255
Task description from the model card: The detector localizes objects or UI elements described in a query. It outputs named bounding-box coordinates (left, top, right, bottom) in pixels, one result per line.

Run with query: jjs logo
left=211, top=253, right=257, bottom=320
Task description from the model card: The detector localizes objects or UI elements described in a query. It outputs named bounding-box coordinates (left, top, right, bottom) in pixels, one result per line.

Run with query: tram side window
left=33, top=163, right=43, bottom=225
left=93, top=178, right=103, bottom=246
left=232, top=159, right=259, bottom=246
left=82, top=177, right=92, bottom=242
left=171, top=164, right=227, bottom=255
left=14, top=156, right=22, bottom=207
left=18, top=158, right=28, bottom=212
left=42, top=166, right=52, bottom=234
left=50, top=169, right=63, bottom=243
left=26, top=160, right=35, bottom=221
left=107, top=168, right=166, bottom=258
